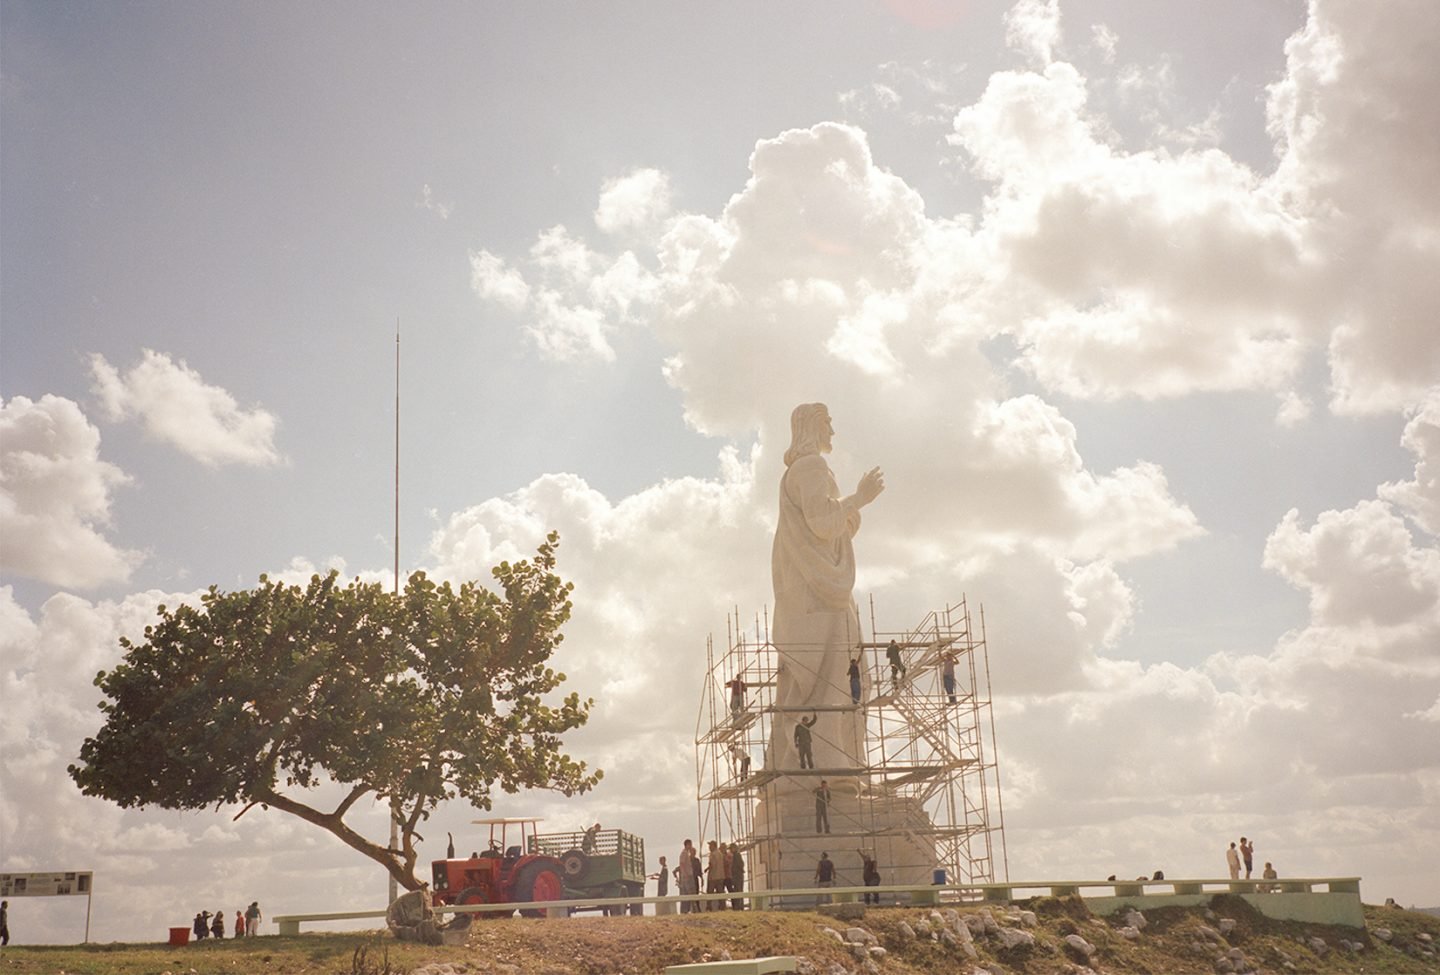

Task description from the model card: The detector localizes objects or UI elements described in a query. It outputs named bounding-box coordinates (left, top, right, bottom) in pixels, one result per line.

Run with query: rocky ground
left=2, top=896, right=1436, bottom=974
left=407, top=895, right=1440, bottom=975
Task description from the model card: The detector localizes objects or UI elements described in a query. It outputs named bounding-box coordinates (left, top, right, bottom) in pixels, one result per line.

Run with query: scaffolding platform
left=695, top=597, right=1008, bottom=897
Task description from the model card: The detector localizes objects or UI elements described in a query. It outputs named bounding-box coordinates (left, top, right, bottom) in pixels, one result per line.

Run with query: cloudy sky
left=4, top=0, right=1439, bottom=944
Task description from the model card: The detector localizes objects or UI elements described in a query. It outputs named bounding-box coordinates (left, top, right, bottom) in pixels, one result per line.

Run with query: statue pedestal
left=750, top=778, right=938, bottom=897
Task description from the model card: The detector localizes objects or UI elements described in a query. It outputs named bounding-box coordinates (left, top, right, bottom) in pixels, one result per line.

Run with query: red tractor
left=430, top=818, right=567, bottom=919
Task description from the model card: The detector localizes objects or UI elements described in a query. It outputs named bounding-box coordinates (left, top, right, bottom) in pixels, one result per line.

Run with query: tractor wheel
left=446, top=887, right=492, bottom=921
left=515, top=863, right=565, bottom=918
left=559, top=848, right=589, bottom=880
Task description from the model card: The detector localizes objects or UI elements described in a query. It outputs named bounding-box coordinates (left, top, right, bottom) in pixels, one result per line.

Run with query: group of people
left=843, top=643, right=960, bottom=705
left=654, top=839, right=746, bottom=913
left=191, top=901, right=261, bottom=940
left=1226, top=837, right=1279, bottom=889
left=813, top=850, right=884, bottom=905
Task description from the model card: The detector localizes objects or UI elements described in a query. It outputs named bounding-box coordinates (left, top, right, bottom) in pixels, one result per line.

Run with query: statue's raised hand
left=855, top=466, right=885, bottom=507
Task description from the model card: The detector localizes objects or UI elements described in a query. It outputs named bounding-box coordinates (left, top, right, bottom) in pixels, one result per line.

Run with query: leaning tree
left=69, top=533, right=600, bottom=892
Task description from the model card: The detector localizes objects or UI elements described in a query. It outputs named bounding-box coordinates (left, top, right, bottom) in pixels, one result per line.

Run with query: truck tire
left=559, top=848, right=589, bottom=880
left=515, top=863, right=565, bottom=918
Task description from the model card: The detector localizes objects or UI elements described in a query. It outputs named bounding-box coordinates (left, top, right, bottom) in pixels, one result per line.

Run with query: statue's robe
left=769, top=452, right=867, bottom=774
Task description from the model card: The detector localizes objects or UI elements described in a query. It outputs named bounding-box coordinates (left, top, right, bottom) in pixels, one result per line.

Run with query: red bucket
left=169, top=926, right=191, bottom=946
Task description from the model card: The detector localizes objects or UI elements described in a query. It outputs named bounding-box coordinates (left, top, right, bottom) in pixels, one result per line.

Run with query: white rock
left=868, top=946, right=887, bottom=959
left=963, top=913, right=987, bottom=937
left=845, top=926, right=875, bottom=945
left=821, top=926, right=844, bottom=943
left=897, top=920, right=916, bottom=942
left=1118, top=925, right=1140, bottom=940
left=1218, top=917, right=1237, bottom=936
left=1124, top=908, right=1148, bottom=930
left=1018, top=910, right=1038, bottom=928
left=1226, top=947, right=1244, bottom=961
left=1064, top=933, right=1095, bottom=956
left=914, top=919, right=932, bottom=937
left=995, top=926, right=1035, bottom=950
left=1373, top=928, right=1393, bottom=942
left=952, top=918, right=973, bottom=943
left=929, top=910, right=946, bottom=928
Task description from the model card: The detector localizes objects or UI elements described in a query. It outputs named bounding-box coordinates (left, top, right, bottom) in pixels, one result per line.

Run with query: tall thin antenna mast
left=388, top=322, right=401, bottom=905
left=394, top=323, right=400, bottom=598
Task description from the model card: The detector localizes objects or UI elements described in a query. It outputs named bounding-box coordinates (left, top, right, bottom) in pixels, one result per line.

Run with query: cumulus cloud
left=949, top=61, right=1310, bottom=401
left=1004, top=0, right=1061, bottom=66
left=1267, top=0, right=1440, bottom=414
left=90, top=350, right=281, bottom=467
left=1264, top=499, right=1440, bottom=638
left=594, top=168, right=672, bottom=235
left=469, top=249, right=531, bottom=312
left=0, top=395, right=140, bottom=588
left=1379, top=390, right=1440, bottom=536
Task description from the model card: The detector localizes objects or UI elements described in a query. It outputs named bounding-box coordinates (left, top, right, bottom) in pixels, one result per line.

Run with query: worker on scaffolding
left=729, top=742, right=751, bottom=779
left=726, top=673, right=747, bottom=716
left=794, top=711, right=817, bottom=769
left=814, top=779, right=832, bottom=834
left=942, top=651, right=957, bottom=704
left=885, top=639, right=907, bottom=689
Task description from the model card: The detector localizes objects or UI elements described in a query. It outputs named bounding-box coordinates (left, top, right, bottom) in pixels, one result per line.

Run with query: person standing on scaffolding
left=885, top=639, right=906, bottom=689
left=794, top=712, right=817, bottom=769
left=847, top=656, right=862, bottom=703
left=814, top=779, right=832, bottom=834
left=729, top=742, right=751, bottom=779
left=942, top=650, right=957, bottom=704
left=726, top=674, right=747, bottom=716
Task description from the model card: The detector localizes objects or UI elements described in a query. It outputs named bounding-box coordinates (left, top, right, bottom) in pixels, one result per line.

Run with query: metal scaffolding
left=695, top=597, right=1008, bottom=899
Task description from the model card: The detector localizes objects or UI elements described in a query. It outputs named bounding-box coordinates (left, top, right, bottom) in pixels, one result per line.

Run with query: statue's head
left=784, top=402, right=832, bottom=466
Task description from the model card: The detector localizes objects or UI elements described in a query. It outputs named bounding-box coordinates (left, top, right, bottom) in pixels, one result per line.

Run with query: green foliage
left=68, top=533, right=600, bottom=890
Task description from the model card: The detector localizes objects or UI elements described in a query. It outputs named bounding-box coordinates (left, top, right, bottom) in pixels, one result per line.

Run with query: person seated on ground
left=1261, top=862, right=1278, bottom=893
left=1152, top=870, right=1165, bottom=881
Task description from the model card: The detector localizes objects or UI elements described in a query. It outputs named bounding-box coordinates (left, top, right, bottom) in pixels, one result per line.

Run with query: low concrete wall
left=1085, top=891, right=1365, bottom=929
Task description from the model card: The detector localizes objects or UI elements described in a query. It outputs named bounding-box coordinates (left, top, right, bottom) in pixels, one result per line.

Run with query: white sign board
left=0, top=871, right=93, bottom=897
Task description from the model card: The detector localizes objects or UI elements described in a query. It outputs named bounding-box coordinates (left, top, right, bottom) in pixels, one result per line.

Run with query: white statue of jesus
left=769, top=403, right=884, bottom=772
